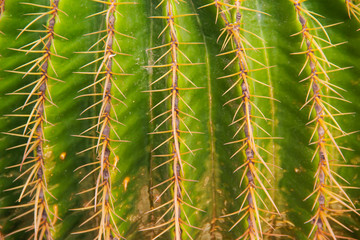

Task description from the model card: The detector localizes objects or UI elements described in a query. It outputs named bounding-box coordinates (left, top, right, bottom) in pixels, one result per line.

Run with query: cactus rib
left=290, top=0, right=359, bottom=239
left=73, top=0, right=135, bottom=239
left=202, top=1, right=281, bottom=239
left=143, top=0, right=203, bottom=239
left=3, top=1, right=63, bottom=239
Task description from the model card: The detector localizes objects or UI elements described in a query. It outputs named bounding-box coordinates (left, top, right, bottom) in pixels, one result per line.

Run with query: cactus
left=0, top=0, right=359, bottom=239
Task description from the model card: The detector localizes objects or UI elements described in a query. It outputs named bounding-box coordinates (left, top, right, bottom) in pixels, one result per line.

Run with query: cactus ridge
left=71, top=0, right=136, bottom=239
left=290, top=0, right=359, bottom=239
left=142, top=0, right=204, bottom=239
left=202, top=1, right=282, bottom=239
left=2, top=0, right=64, bottom=239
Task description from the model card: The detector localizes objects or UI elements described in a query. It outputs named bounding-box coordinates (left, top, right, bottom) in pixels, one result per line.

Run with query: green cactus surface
left=0, top=0, right=360, bottom=240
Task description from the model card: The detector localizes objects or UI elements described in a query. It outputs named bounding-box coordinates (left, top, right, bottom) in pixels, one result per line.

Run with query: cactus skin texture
left=0, top=0, right=360, bottom=240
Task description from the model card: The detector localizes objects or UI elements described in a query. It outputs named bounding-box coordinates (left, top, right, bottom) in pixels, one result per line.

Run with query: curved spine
left=73, top=0, right=134, bottom=239
left=3, top=1, right=63, bottom=239
left=290, top=1, right=359, bottom=239
left=202, top=1, right=279, bottom=239
left=143, top=0, right=202, bottom=239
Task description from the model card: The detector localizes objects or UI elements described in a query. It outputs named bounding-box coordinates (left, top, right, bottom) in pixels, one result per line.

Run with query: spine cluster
left=74, top=0, right=133, bottom=239
left=0, top=0, right=4, bottom=18
left=291, top=0, right=359, bottom=239
left=345, top=0, right=360, bottom=22
left=204, top=0, right=279, bottom=239
left=144, top=0, right=202, bottom=239
left=4, top=0, right=63, bottom=239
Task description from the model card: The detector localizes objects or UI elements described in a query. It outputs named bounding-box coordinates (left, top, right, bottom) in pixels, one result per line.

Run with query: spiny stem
left=74, top=0, right=134, bottom=239
left=290, top=1, right=359, bottom=239
left=94, top=2, right=119, bottom=239
left=144, top=0, right=202, bottom=239
left=208, top=1, right=279, bottom=239
left=4, top=1, right=63, bottom=239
